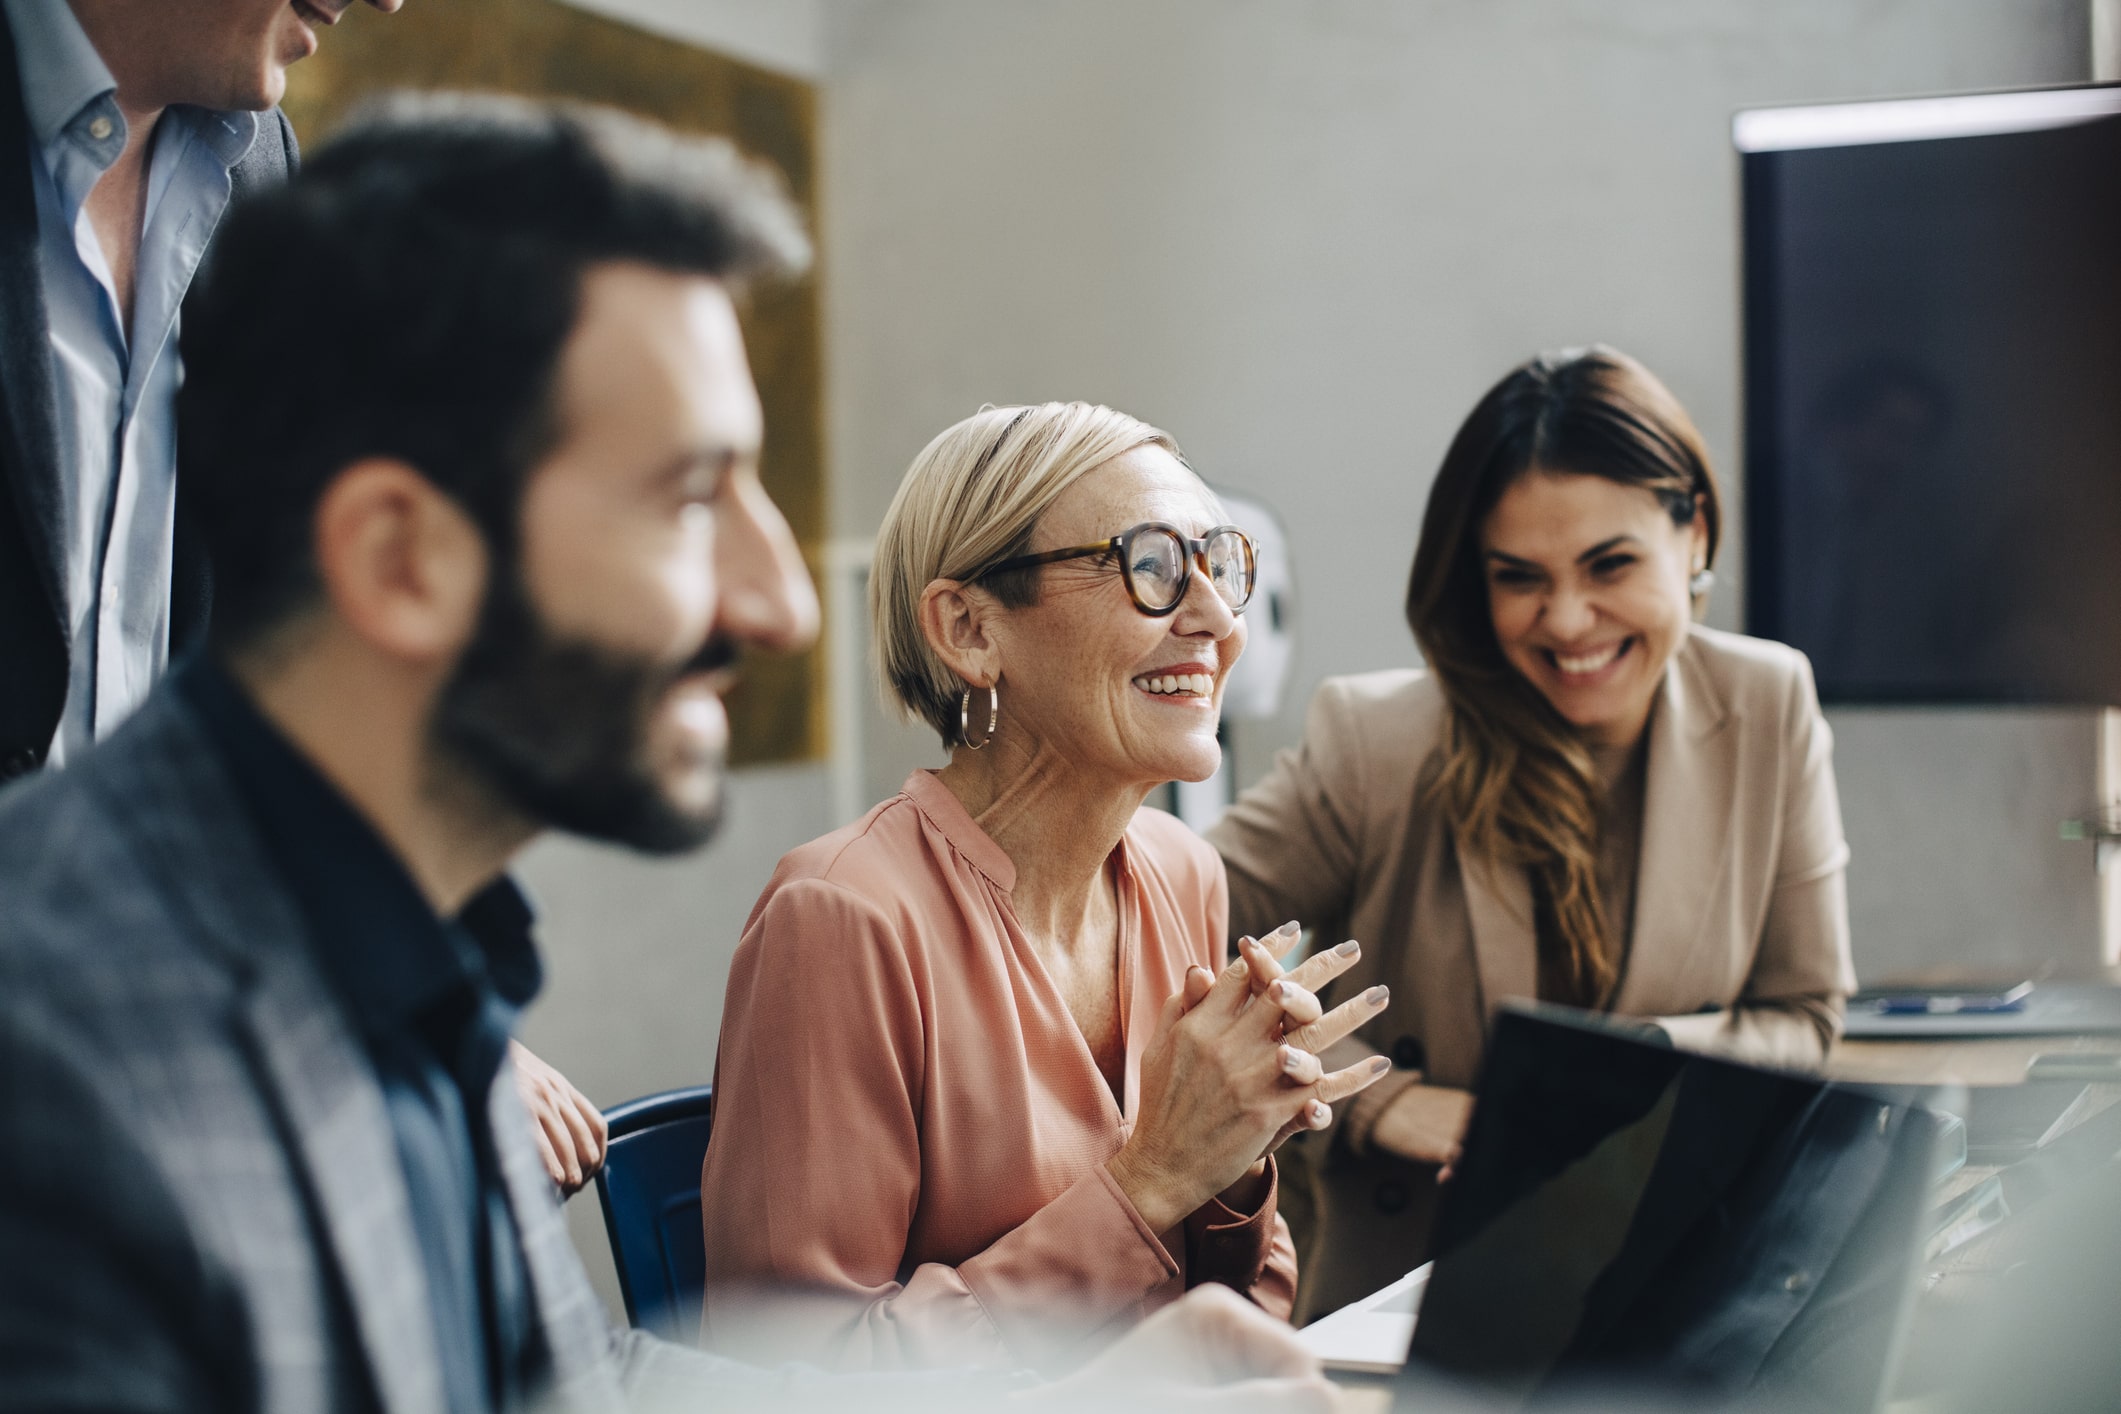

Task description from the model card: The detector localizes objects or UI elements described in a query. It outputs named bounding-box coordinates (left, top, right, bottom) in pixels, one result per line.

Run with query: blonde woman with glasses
left=1209, top=347, right=1857, bottom=1321
left=699, top=403, right=1391, bottom=1371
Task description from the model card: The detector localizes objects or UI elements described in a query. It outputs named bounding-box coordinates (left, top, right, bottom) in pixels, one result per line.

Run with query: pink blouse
left=700, top=770, right=1297, bottom=1372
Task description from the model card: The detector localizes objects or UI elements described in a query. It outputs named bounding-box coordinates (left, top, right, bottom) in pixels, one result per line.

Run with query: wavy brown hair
left=1406, top=347, right=1720, bottom=1004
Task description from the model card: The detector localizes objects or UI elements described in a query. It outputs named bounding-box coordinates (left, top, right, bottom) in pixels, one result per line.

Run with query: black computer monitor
left=1406, top=1004, right=1943, bottom=1410
left=1739, top=85, right=2121, bottom=704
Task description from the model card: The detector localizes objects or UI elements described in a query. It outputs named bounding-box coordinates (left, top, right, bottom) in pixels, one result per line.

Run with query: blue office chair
left=593, top=1085, right=714, bottom=1341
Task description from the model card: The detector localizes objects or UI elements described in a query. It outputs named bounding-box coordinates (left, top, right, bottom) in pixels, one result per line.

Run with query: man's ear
left=312, top=459, right=488, bottom=664
left=917, top=578, right=1004, bottom=689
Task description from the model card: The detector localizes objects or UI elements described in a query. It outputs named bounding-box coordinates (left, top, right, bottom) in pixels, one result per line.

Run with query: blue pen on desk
left=1871, top=981, right=2035, bottom=1015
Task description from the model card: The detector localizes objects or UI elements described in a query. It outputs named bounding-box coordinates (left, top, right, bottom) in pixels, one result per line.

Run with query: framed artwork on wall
left=281, top=0, right=827, bottom=766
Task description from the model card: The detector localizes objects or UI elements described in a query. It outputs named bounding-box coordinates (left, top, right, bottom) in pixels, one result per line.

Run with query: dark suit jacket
left=0, top=687, right=789, bottom=1412
left=0, top=6, right=296, bottom=782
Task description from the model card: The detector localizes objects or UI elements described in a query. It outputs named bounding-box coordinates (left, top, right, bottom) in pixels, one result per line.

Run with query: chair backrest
left=593, top=1085, right=714, bottom=1341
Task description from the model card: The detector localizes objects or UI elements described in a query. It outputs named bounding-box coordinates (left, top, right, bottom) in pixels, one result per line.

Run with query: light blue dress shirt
left=3, top=0, right=256, bottom=766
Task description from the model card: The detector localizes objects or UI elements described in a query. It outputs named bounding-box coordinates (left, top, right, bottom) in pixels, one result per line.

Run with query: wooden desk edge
left=1827, top=1032, right=2121, bottom=1086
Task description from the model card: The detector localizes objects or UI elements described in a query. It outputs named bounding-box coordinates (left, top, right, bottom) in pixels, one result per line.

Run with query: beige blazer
left=1206, top=626, right=1856, bottom=1321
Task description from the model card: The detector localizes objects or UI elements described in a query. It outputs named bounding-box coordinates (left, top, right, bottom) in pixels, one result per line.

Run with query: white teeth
left=1134, top=672, right=1214, bottom=697
left=1554, top=643, right=1622, bottom=676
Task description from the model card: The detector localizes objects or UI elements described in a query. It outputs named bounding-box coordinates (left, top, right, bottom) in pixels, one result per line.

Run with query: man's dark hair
left=179, top=92, right=811, bottom=650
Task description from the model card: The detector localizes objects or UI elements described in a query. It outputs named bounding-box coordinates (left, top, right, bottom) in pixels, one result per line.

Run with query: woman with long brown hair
left=1208, top=346, right=1854, bottom=1321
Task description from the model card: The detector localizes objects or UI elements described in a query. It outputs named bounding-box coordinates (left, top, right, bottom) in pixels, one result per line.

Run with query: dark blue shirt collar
left=175, top=656, right=543, bottom=1029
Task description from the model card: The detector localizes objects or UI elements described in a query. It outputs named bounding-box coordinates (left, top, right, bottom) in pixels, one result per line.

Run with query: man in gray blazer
left=0, top=94, right=1331, bottom=1412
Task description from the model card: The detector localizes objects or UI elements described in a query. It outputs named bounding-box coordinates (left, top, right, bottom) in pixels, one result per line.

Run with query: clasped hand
left=1108, top=923, right=1390, bottom=1233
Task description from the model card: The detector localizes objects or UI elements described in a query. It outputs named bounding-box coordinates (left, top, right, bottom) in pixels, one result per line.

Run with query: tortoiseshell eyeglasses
left=975, top=521, right=1257, bottom=617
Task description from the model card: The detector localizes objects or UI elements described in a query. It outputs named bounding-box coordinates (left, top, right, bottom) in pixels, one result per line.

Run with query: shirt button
left=88, top=115, right=114, bottom=141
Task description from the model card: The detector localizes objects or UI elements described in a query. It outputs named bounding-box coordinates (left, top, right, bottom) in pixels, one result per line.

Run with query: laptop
left=1302, top=1002, right=1945, bottom=1411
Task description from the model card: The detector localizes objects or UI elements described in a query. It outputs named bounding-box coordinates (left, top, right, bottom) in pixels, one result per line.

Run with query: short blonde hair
left=871, top=402, right=1182, bottom=746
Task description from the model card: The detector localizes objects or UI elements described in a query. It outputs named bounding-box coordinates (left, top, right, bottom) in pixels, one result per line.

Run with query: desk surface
left=1827, top=1031, right=2121, bottom=1086
left=1321, top=1031, right=2121, bottom=1408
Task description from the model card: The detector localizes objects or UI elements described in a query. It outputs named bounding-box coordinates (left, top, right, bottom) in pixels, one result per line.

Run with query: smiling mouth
left=1545, top=638, right=1634, bottom=680
left=1133, top=671, right=1214, bottom=699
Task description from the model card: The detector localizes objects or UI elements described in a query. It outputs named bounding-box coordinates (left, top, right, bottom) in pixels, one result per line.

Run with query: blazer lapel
left=1458, top=842, right=1538, bottom=1019
left=103, top=697, right=450, bottom=1414
left=1613, top=637, right=1736, bottom=1015
left=240, top=958, right=452, bottom=1414
left=0, top=11, right=68, bottom=630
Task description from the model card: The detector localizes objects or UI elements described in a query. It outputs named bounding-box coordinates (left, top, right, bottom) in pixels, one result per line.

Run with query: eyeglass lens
left=1125, top=527, right=1255, bottom=612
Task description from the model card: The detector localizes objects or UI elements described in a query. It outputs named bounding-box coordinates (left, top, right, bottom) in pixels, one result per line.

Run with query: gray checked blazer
left=0, top=687, right=781, bottom=1412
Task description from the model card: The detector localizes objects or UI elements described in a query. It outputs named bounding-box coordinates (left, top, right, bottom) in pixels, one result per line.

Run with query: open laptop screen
left=1406, top=1004, right=1941, bottom=1409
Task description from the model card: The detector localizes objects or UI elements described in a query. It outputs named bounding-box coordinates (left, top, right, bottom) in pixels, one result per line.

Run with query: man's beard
left=429, top=562, right=733, bottom=855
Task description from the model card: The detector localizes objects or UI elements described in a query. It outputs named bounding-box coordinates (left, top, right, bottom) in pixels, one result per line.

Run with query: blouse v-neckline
left=902, top=770, right=1144, bottom=1124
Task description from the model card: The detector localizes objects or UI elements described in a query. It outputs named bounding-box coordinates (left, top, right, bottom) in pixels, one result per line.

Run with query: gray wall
left=563, top=0, right=824, bottom=76
left=822, top=0, right=2085, bottom=754
left=1829, top=707, right=2116, bottom=981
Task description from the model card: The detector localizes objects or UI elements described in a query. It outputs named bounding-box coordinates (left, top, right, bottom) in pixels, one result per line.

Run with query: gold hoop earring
left=960, top=683, right=999, bottom=750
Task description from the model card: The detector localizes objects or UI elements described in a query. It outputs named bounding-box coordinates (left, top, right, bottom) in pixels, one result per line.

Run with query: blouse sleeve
left=700, top=877, right=1183, bottom=1374
left=1183, top=1164, right=1299, bottom=1318
left=1657, top=653, right=1856, bottom=1065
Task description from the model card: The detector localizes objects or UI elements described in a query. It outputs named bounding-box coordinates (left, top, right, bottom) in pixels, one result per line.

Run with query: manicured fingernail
left=1370, top=1056, right=1391, bottom=1076
left=1267, top=980, right=1286, bottom=1003
left=1364, top=985, right=1390, bottom=1007
left=1335, top=939, right=1360, bottom=958
left=1309, top=1101, right=1331, bottom=1125
left=1277, top=920, right=1301, bottom=936
left=1281, top=1046, right=1304, bottom=1075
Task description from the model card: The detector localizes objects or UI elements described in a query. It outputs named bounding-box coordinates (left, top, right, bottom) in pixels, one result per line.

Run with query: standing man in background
left=0, top=0, right=609, bottom=1194
left=0, top=0, right=399, bottom=777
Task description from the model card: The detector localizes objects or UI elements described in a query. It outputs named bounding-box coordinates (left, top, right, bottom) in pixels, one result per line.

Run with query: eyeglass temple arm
left=978, top=537, right=1124, bottom=577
